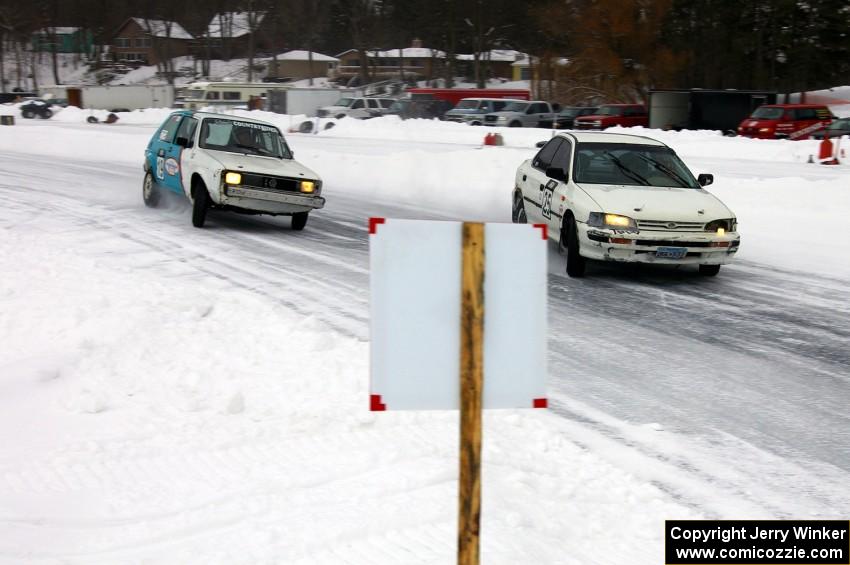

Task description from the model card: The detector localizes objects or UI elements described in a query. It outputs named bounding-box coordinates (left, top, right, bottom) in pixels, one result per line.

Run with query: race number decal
left=156, top=156, right=165, bottom=180
left=540, top=180, right=557, bottom=220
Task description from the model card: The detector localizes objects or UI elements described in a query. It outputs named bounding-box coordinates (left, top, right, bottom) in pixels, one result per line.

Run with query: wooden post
left=458, top=222, right=484, bottom=565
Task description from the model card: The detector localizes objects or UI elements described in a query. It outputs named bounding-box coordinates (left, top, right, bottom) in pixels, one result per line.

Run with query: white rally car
left=143, top=111, right=324, bottom=229
left=512, top=132, right=740, bottom=277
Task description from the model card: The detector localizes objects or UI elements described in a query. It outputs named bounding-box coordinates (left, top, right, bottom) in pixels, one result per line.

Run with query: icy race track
left=0, top=117, right=849, bottom=564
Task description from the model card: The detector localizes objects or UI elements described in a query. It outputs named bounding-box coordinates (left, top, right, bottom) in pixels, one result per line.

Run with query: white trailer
left=42, top=85, right=175, bottom=111
left=268, top=88, right=361, bottom=116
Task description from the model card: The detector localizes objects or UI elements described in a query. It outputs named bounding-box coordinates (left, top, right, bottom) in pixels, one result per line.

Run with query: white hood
left=577, top=183, right=734, bottom=222
left=207, top=150, right=320, bottom=181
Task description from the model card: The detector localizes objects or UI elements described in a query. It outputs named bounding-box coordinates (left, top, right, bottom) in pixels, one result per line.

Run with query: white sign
left=369, top=218, right=547, bottom=410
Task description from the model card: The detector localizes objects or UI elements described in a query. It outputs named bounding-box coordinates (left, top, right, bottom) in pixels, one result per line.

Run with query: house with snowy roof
left=266, top=50, right=339, bottom=80
left=109, top=18, right=193, bottom=66
left=31, top=27, right=94, bottom=54
left=336, top=39, right=446, bottom=82
left=202, top=12, right=281, bottom=60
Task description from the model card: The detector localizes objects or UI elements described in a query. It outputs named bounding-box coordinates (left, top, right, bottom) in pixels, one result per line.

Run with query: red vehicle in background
left=573, top=104, right=648, bottom=130
left=406, top=88, right=530, bottom=106
left=736, top=104, right=833, bottom=140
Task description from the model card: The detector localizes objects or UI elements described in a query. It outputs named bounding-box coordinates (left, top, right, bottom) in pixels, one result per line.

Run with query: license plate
left=656, top=247, right=687, bottom=259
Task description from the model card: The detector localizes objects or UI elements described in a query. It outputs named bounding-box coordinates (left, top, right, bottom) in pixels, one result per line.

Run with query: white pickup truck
left=316, top=97, right=395, bottom=119
left=143, top=111, right=324, bottom=229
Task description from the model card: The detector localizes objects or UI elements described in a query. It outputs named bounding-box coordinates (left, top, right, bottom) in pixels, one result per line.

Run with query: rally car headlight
left=705, top=218, right=736, bottom=233
left=588, top=212, right=638, bottom=232
left=224, top=172, right=242, bottom=185
left=300, top=180, right=319, bottom=193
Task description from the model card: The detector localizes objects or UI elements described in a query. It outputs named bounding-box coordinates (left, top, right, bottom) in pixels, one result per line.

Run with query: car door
left=150, top=113, right=184, bottom=194
left=535, top=103, right=554, bottom=128
left=174, top=115, right=199, bottom=196
left=524, top=137, right=563, bottom=223
left=545, top=138, right=573, bottom=233
left=350, top=98, right=366, bottom=118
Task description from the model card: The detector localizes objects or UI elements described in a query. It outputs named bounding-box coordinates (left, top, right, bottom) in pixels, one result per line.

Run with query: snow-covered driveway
left=1, top=119, right=848, bottom=563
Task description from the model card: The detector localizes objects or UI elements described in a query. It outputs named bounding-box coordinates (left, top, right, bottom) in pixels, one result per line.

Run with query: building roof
left=337, top=47, right=445, bottom=59
left=34, top=26, right=82, bottom=35
left=275, top=50, right=338, bottom=62
left=456, top=49, right=524, bottom=62
left=131, top=18, right=193, bottom=40
left=206, top=12, right=266, bottom=38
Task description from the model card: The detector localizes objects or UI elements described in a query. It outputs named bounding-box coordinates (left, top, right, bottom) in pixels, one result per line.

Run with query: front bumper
left=577, top=223, right=740, bottom=265
left=220, top=185, right=326, bottom=215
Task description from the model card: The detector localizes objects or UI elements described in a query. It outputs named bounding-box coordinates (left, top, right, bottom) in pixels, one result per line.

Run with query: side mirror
left=698, top=173, right=714, bottom=187
left=175, top=136, right=190, bottom=148
left=535, top=140, right=547, bottom=148
left=546, top=167, right=567, bottom=182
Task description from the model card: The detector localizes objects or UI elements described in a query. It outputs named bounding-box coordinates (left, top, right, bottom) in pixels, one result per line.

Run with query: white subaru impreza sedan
left=512, top=132, right=740, bottom=277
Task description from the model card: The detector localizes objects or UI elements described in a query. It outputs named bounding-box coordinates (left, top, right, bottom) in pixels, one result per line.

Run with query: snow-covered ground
left=0, top=117, right=849, bottom=563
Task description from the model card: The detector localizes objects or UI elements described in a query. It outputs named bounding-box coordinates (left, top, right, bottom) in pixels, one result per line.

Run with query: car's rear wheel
left=512, top=192, right=527, bottom=224
left=40, top=109, right=53, bottom=119
left=142, top=171, right=160, bottom=208
left=192, top=181, right=210, bottom=228
left=291, top=212, right=309, bottom=231
left=699, top=264, right=721, bottom=276
left=562, top=215, right=586, bottom=278
left=509, top=121, right=522, bottom=127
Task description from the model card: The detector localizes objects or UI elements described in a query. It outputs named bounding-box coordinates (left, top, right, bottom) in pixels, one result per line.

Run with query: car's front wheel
left=562, top=215, right=586, bottom=278
left=512, top=192, right=527, bottom=224
left=192, top=181, right=210, bottom=228
left=40, top=109, right=53, bottom=119
left=142, top=171, right=159, bottom=208
left=291, top=212, right=309, bottom=231
left=699, top=264, right=721, bottom=276
left=509, top=121, right=522, bottom=127
left=22, top=109, right=34, bottom=119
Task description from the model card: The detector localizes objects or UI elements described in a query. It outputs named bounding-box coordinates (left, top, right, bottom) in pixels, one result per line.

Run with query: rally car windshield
left=573, top=143, right=699, bottom=188
left=199, top=118, right=292, bottom=159
left=335, top=98, right=355, bottom=107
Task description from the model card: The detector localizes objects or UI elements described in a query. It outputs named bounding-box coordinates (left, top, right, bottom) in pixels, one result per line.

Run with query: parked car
left=19, top=99, right=54, bottom=119
left=574, top=104, right=648, bottom=130
left=737, top=104, right=833, bottom=140
left=512, top=132, right=739, bottom=277
left=483, top=100, right=556, bottom=128
left=443, top=98, right=522, bottom=125
left=810, top=117, right=850, bottom=139
left=143, top=111, right=324, bottom=229
left=316, top=97, right=395, bottom=119
left=555, top=106, right=599, bottom=129
left=386, top=98, right=453, bottom=120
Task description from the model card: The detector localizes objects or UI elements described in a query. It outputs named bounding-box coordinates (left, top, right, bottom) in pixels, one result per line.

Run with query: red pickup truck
left=574, top=104, right=648, bottom=130
left=737, top=104, right=833, bottom=140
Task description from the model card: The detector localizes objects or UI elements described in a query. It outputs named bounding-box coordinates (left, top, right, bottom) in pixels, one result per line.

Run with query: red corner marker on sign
left=370, top=394, right=387, bottom=411
left=533, top=398, right=548, bottom=409
left=533, top=223, right=548, bottom=240
left=369, top=217, right=386, bottom=235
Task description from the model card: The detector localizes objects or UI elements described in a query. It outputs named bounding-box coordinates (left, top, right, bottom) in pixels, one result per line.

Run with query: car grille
left=485, top=115, right=498, bottom=122
left=637, top=219, right=705, bottom=232
left=240, top=174, right=300, bottom=193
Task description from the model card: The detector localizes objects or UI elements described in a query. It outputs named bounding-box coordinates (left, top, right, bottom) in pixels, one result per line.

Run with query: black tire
left=470, top=120, right=482, bottom=126
left=512, top=192, right=527, bottom=224
left=22, top=109, right=34, bottom=119
left=335, top=113, right=346, bottom=120
left=192, top=181, right=210, bottom=228
left=291, top=212, right=309, bottom=231
left=40, top=109, right=53, bottom=119
left=509, top=121, right=522, bottom=127
left=562, top=216, right=587, bottom=278
left=699, top=264, right=721, bottom=276
left=142, top=171, right=160, bottom=208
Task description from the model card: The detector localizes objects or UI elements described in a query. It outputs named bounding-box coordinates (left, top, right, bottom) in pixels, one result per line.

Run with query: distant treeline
left=1, top=0, right=848, bottom=101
